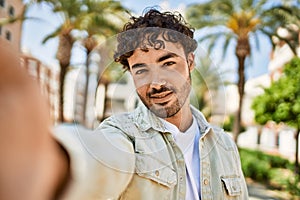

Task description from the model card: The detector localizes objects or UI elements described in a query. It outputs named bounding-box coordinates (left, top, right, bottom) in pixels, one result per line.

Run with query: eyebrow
left=131, top=63, right=146, bottom=70
left=157, top=52, right=179, bottom=63
left=131, top=52, right=179, bottom=70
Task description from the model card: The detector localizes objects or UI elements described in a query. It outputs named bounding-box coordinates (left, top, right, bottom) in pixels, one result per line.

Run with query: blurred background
left=1, top=0, right=300, bottom=199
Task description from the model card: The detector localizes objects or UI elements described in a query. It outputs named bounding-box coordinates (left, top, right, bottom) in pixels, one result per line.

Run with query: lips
left=150, top=91, right=173, bottom=104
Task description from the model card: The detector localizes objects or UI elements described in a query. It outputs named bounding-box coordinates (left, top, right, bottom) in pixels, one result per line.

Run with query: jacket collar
left=133, top=104, right=166, bottom=132
left=133, top=104, right=211, bottom=135
left=190, top=106, right=211, bottom=136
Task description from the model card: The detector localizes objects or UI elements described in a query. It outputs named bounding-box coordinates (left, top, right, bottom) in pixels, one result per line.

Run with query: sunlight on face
left=128, top=41, right=194, bottom=118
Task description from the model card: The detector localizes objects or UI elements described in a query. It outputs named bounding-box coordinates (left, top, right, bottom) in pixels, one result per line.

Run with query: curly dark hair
left=114, top=9, right=198, bottom=70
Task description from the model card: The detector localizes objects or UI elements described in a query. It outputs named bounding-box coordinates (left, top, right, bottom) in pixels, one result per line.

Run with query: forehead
left=128, top=40, right=186, bottom=65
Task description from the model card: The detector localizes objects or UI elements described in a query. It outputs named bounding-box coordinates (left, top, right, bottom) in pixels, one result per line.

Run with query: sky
left=21, top=0, right=272, bottom=83
left=21, top=0, right=199, bottom=67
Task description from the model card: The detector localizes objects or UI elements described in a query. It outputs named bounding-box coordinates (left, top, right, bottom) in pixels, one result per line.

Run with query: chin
left=149, top=104, right=180, bottom=118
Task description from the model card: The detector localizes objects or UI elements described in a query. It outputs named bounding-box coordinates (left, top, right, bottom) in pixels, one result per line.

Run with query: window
left=0, top=0, right=4, bottom=7
left=8, top=6, right=14, bottom=16
left=5, top=30, right=11, bottom=41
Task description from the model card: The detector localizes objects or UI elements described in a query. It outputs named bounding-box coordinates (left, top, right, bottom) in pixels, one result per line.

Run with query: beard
left=137, top=74, right=191, bottom=118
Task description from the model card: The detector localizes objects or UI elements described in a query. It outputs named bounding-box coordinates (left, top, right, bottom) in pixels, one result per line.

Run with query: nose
left=150, top=73, right=166, bottom=90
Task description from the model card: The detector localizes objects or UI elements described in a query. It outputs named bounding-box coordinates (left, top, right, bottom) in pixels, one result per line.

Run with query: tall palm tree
left=1, top=0, right=80, bottom=122
left=75, top=0, right=128, bottom=126
left=38, top=0, right=82, bottom=122
left=186, top=0, right=297, bottom=142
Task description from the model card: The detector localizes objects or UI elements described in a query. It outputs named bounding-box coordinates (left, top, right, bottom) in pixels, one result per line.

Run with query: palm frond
left=42, top=26, right=63, bottom=44
left=221, top=33, right=235, bottom=60
left=198, top=30, right=234, bottom=58
left=251, top=31, right=261, bottom=51
left=186, top=2, right=232, bottom=29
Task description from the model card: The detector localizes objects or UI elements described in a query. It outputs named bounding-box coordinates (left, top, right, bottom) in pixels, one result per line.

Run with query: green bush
left=239, top=148, right=271, bottom=182
left=239, top=148, right=300, bottom=198
left=240, top=148, right=290, bottom=168
left=268, top=154, right=290, bottom=168
left=286, top=174, right=300, bottom=198
left=270, top=169, right=300, bottom=199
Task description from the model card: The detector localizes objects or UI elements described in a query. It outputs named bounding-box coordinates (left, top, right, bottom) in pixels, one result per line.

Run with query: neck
left=165, top=102, right=193, bottom=132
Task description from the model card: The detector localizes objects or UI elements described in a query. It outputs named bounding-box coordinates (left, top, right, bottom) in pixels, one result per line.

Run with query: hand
left=0, top=43, right=69, bottom=200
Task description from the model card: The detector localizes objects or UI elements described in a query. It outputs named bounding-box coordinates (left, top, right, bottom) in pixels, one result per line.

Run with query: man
left=0, top=9, right=248, bottom=200
left=95, top=9, right=248, bottom=199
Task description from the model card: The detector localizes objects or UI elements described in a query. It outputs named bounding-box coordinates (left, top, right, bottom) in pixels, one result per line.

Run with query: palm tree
left=75, top=0, right=128, bottom=126
left=1, top=0, right=77, bottom=123
left=272, top=5, right=300, bottom=54
left=35, top=0, right=128, bottom=125
left=38, top=0, right=82, bottom=122
left=186, top=0, right=298, bottom=142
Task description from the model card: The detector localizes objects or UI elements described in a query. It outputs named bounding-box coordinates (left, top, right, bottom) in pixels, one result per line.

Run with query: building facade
left=0, top=0, right=24, bottom=51
left=1, top=0, right=59, bottom=124
left=20, top=54, right=60, bottom=124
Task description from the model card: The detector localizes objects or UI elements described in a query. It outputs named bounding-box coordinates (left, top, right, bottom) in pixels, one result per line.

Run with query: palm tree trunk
left=82, top=51, right=91, bottom=126
left=59, top=66, right=67, bottom=122
left=56, top=33, right=73, bottom=122
left=82, top=38, right=99, bottom=127
left=232, top=54, right=246, bottom=143
left=232, top=37, right=250, bottom=143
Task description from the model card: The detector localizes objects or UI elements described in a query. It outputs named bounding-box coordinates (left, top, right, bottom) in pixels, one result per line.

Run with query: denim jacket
left=54, top=105, right=248, bottom=200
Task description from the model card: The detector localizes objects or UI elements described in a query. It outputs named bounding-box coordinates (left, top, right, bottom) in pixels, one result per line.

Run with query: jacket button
left=155, top=170, right=159, bottom=176
left=180, top=176, right=184, bottom=182
left=204, top=178, right=209, bottom=185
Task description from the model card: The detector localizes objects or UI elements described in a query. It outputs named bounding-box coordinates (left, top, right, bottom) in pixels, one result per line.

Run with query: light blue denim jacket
left=54, top=104, right=248, bottom=200
left=99, top=105, right=248, bottom=200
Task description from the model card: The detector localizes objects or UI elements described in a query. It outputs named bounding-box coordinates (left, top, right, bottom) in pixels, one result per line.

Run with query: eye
left=163, top=61, right=176, bottom=67
left=135, top=69, right=148, bottom=75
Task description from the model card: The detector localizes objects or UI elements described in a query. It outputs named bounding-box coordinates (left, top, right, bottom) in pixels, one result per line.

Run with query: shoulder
left=97, top=108, right=141, bottom=142
left=99, top=110, right=135, bottom=131
left=99, top=105, right=151, bottom=133
left=190, top=106, right=236, bottom=150
left=211, top=126, right=236, bottom=149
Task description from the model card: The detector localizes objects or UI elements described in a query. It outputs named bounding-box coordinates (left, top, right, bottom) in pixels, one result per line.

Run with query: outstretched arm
left=0, top=43, right=135, bottom=200
left=0, top=43, right=69, bottom=200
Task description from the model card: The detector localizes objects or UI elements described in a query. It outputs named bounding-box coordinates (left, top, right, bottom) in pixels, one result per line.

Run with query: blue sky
left=21, top=0, right=201, bottom=67
left=21, top=0, right=271, bottom=82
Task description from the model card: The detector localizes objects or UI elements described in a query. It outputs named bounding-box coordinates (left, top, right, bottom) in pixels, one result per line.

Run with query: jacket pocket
left=221, top=176, right=242, bottom=196
left=135, top=153, right=177, bottom=188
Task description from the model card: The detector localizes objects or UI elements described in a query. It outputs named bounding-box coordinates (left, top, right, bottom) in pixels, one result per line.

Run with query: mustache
left=147, top=85, right=175, bottom=97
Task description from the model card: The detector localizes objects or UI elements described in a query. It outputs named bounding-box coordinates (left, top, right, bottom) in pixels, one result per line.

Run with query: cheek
left=133, top=75, right=151, bottom=91
left=135, top=83, right=148, bottom=96
left=169, top=69, right=189, bottom=84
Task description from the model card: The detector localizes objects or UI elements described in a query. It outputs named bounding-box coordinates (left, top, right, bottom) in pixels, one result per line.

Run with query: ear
left=187, top=53, right=195, bottom=72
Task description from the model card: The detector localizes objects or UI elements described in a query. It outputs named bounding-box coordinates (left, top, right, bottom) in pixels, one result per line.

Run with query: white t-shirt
left=161, top=116, right=201, bottom=200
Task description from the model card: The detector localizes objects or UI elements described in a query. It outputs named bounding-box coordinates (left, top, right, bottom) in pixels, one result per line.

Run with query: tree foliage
left=30, top=0, right=128, bottom=123
left=73, top=0, right=128, bottom=125
left=252, top=57, right=300, bottom=174
left=252, top=57, right=300, bottom=127
left=186, top=0, right=299, bottom=142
